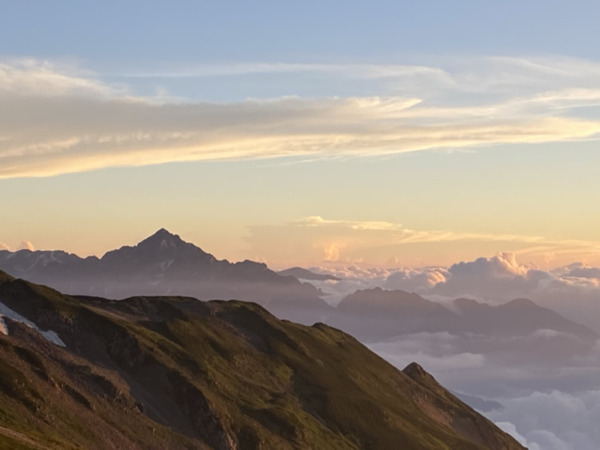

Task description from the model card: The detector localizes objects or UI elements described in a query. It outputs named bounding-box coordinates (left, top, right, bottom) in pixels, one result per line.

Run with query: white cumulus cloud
left=428, top=253, right=600, bottom=332
left=17, top=241, right=34, bottom=251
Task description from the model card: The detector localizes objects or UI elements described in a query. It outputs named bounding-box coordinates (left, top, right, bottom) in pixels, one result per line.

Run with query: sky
left=2, top=0, right=600, bottom=269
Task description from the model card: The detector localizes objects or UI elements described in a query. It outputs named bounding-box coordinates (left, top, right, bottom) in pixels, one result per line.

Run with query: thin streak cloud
left=116, top=62, right=450, bottom=80
left=247, top=217, right=600, bottom=267
left=2, top=57, right=600, bottom=178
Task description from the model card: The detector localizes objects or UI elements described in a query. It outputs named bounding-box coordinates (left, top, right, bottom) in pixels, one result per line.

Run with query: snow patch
left=0, top=300, right=66, bottom=347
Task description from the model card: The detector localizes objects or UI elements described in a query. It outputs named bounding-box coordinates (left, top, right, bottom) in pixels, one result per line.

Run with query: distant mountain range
left=277, top=267, right=341, bottom=281
left=1, top=229, right=595, bottom=350
left=332, top=287, right=598, bottom=342
left=0, top=271, right=524, bottom=449
left=0, top=229, right=330, bottom=323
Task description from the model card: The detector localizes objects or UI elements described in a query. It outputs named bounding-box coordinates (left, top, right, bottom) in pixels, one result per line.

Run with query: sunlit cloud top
left=247, top=216, right=600, bottom=268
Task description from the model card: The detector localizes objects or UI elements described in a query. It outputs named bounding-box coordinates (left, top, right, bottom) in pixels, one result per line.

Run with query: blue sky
left=4, top=1, right=600, bottom=64
left=1, top=0, right=600, bottom=268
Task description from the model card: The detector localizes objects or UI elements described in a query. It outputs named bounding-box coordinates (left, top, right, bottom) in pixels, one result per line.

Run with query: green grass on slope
left=95, top=298, right=487, bottom=449
left=0, top=278, right=520, bottom=450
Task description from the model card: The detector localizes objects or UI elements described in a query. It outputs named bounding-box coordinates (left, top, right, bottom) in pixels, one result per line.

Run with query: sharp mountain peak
left=102, top=228, right=208, bottom=261
left=138, top=228, right=188, bottom=247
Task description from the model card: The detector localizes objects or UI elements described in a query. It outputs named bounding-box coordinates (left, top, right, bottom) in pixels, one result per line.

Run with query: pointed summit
left=501, top=297, right=538, bottom=309
left=0, top=229, right=326, bottom=316
left=100, top=228, right=214, bottom=273
left=403, top=362, right=447, bottom=396
left=403, top=361, right=428, bottom=377
left=139, top=228, right=185, bottom=248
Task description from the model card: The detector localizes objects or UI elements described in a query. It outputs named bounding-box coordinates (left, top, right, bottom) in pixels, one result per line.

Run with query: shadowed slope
left=0, top=272, right=523, bottom=449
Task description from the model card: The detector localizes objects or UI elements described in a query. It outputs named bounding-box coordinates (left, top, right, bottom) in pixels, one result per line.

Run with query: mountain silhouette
left=330, top=287, right=598, bottom=344
left=277, top=267, right=341, bottom=281
left=0, top=230, right=330, bottom=324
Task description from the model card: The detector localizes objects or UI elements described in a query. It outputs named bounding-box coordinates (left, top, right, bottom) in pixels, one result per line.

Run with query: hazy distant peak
left=343, top=287, right=426, bottom=302
left=114, top=228, right=202, bottom=254
left=152, top=227, right=177, bottom=238
left=454, top=297, right=541, bottom=311
left=500, top=298, right=538, bottom=309
left=453, top=297, right=493, bottom=310
left=0, top=231, right=327, bottom=313
left=453, top=297, right=480, bottom=307
left=237, top=259, right=267, bottom=267
left=336, top=288, right=452, bottom=322
left=277, top=267, right=341, bottom=281
left=98, top=228, right=217, bottom=274
left=139, top=228, right=186, bottom=248
left=566, top=266, right=600, bottom=279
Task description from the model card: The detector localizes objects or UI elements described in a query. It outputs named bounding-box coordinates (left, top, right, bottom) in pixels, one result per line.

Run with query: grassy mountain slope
left=0, top=272, right=524, bottom=449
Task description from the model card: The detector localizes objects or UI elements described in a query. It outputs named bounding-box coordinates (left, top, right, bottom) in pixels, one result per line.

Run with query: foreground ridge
left=0, top=271, right=523, bottom=449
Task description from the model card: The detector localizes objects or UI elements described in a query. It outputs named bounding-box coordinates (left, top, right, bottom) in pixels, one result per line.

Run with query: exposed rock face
left=403, top=362, right=519, bottom=450
left=170, top=371, right=237, bottom=450
left=0, top=271, right=524, bottom=449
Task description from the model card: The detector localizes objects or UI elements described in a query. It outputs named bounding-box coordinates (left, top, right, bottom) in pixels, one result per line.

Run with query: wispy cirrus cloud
left=116, top=62, right=451, bottom=81
left=115, top=55, right=600, bottom=89
left=2, top=56, right=600, bottom=178
left=0, top=58, right=129, bottom=98
left=293, top=216, right=600, bottom=249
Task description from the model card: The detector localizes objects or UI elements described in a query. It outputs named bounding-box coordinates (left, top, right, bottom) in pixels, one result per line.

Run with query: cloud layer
left=489, top=390, right=600, bottom=450
left=320, top=252, right=600, bottom=333
left=421, top=253, right=600, bottom=333
left=3, top=56, right=600, bottom=178
left=368, top=328, right=600, bottom=450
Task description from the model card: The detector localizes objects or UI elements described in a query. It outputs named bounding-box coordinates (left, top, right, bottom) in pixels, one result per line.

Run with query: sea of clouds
left=310, top=253, right=600, bottom=333
left=304, top=253, right=600, bottom=449
left=368, top=329, right=600, bottom=449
